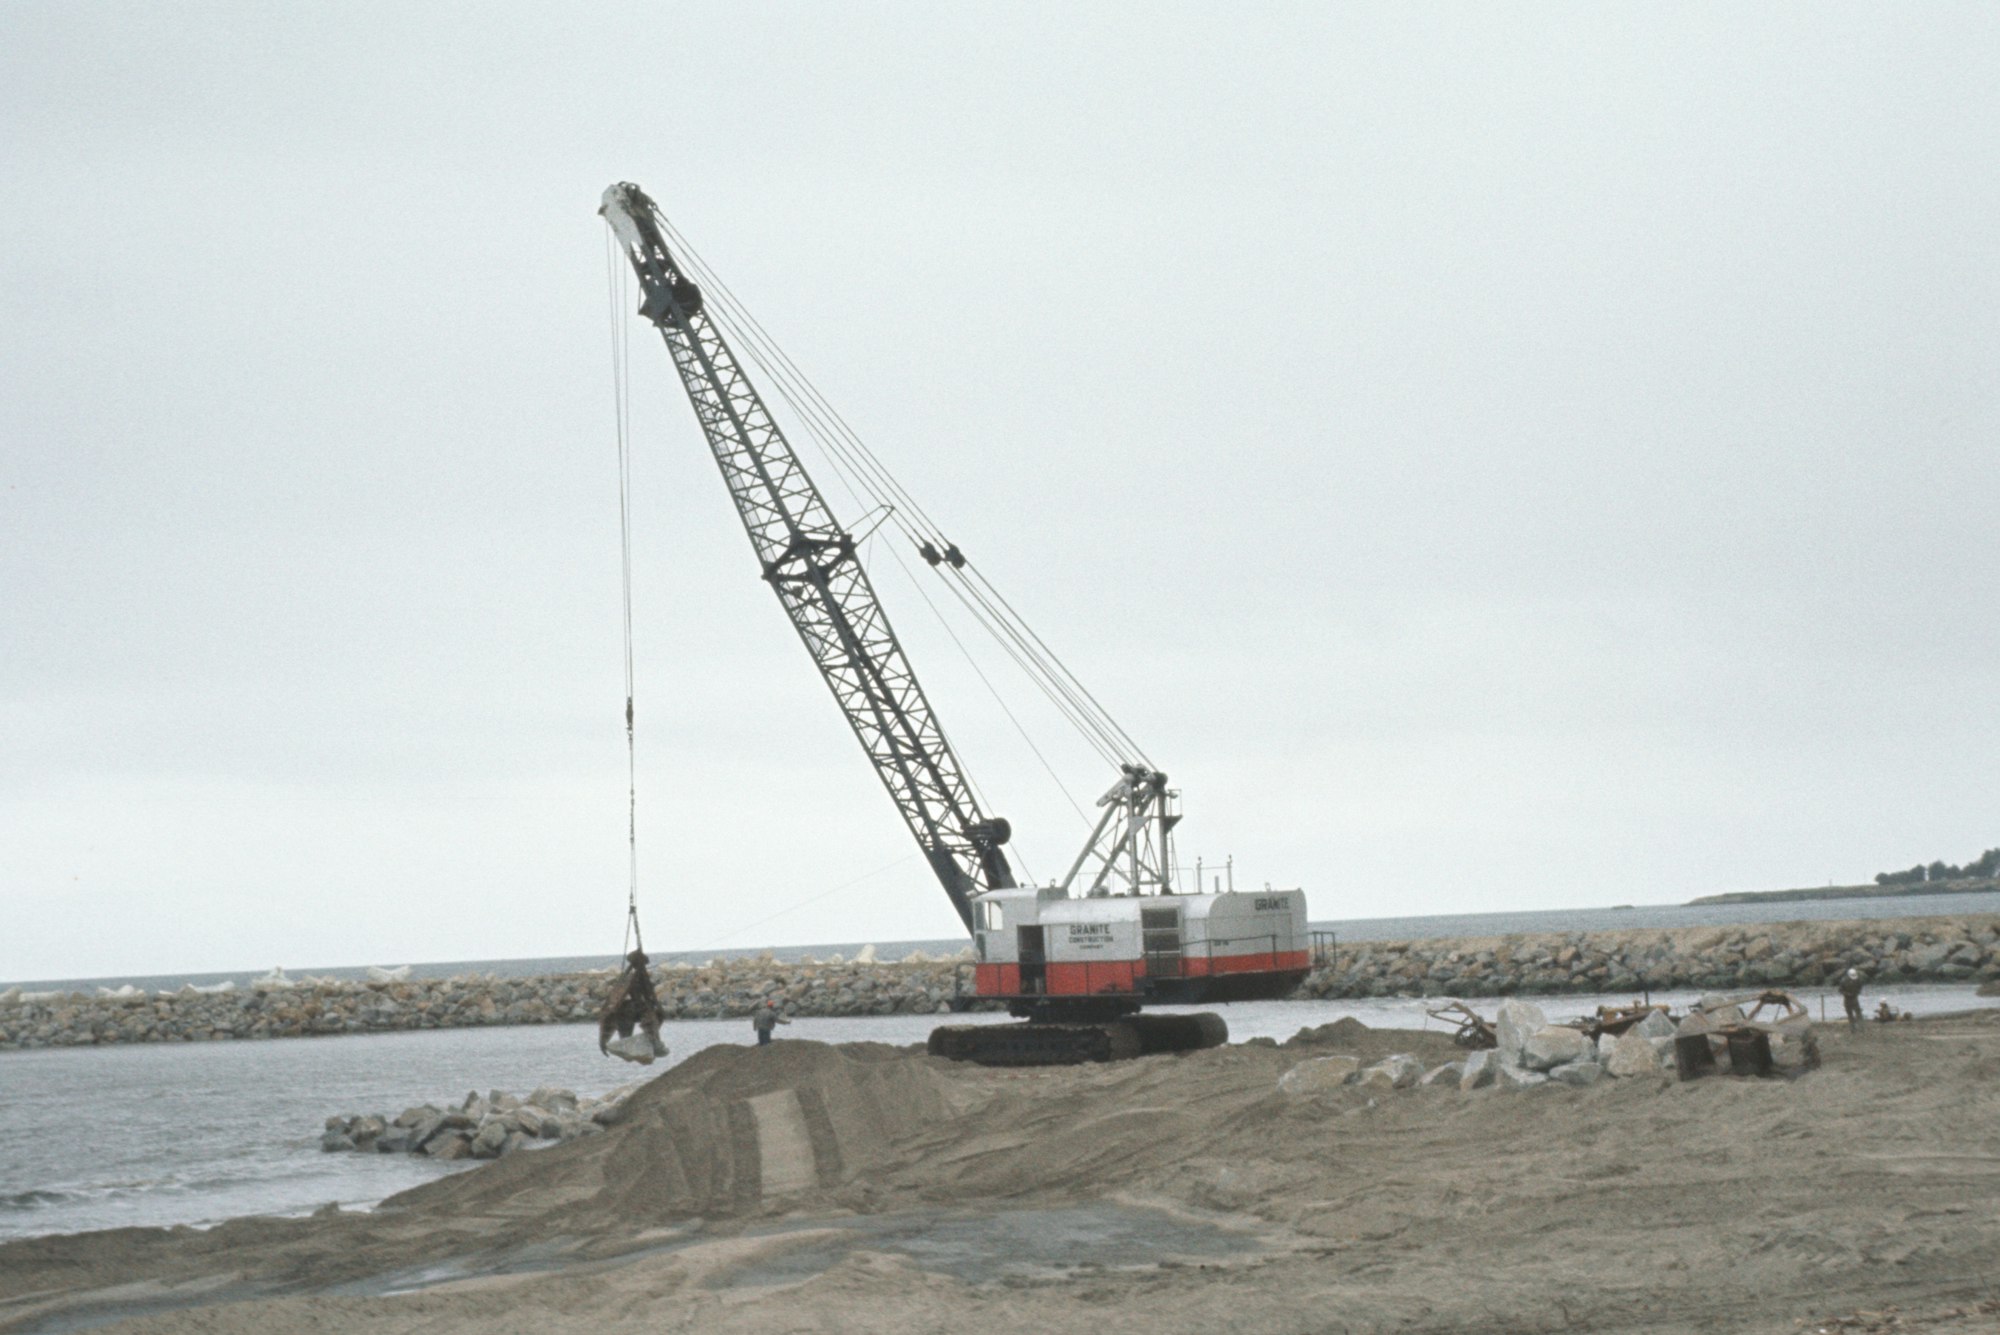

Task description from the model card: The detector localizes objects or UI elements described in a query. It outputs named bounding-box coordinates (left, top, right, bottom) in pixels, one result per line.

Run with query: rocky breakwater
left=0, top=949, right=980, bottom=1052
left=1298, top=914, right=2000, bottom=999
left=321, top=1084, right=638, bottom=1161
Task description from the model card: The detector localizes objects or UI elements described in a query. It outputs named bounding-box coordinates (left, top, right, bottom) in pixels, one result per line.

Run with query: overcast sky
left=5, top=4, right=1996, bottom=982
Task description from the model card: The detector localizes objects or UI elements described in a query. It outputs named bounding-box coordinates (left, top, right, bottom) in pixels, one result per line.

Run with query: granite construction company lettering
left=1067, top=923, right=1113, bottom=945
left=1254, top=897, right=1288, bottom=912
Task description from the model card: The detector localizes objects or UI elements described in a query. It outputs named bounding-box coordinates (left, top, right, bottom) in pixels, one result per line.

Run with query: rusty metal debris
left=1567, top=1001, right=1674, bottom=1042
left=1673, top=989, right=1819, bottom=1081
left=1428, top=999, right=1678, bottom=1049
left=1426, top=1001, right=1496, bottom=1049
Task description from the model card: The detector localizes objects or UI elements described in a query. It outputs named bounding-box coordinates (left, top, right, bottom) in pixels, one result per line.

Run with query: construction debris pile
left=1282, top=992, right=1820, bottom=1094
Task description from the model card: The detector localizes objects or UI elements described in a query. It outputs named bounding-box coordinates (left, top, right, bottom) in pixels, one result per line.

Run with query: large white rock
left=1460, top=1049, right=1501, bottom=1090
left=1630, top=1009, right=1676, bottom=1040
left=1497, top=1062, right=1550, bottom=1091
left=1605, top=1031, right=1666, bottom=1078
left=1355, top=1054, right=1424, bottom=1090
left=1769, top=1023, right=1817, bottom=1071
left=1520, top=1025, right=1594, bottom=1072
left=604, top=1034, right=659, bottom=1065
left=366, top=965, right=412, bottom=982
left=1495, top=999, right=1547, bottom=1063
left=1421, top=1062, right=1465, bottom=1087
left=1278, top=1054, right=1362, bottom=1094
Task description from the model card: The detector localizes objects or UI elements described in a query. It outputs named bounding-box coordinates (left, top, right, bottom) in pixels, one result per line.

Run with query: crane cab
left=969, top=885, right=1310, bottom=1014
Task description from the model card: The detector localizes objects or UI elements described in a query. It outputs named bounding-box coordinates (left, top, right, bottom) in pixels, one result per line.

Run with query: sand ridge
left=4, top=1014, right=2000, bottom=1333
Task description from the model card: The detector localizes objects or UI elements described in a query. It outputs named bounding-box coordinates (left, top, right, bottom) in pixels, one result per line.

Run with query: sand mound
left=392, top=1041, right=963, bottom=1227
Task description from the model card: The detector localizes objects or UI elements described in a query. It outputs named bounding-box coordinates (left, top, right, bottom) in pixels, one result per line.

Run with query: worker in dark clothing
left=598, top=949, right=668, bottom=1058
left=1837, top=967, right=1865, bottom=1031
left=751, top=998, right=790, bottom=1046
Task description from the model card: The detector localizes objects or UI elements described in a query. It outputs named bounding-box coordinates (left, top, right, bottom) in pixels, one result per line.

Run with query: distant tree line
left=1875, top=847, right=2000, bottom=886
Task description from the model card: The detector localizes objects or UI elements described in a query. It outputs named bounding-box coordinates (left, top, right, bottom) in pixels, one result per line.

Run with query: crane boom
left=600, top=182, right=1014, bottom=931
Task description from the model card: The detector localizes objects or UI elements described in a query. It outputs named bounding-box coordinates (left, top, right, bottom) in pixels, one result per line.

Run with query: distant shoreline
left=1686, top=878, right=2000, bottom=907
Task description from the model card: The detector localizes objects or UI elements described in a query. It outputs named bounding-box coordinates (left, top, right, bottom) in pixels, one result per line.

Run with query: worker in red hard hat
left=751, top=998, right=791, bottom=1046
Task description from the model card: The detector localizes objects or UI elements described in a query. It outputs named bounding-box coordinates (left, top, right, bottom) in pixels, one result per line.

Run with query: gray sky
left=5, top=3, right=1996, bottom=981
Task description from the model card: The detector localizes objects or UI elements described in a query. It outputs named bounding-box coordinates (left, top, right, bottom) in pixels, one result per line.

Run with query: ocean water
left=8, top=889, right=1997, bottom=996
left=2, top=984, right=1992, bottom=1242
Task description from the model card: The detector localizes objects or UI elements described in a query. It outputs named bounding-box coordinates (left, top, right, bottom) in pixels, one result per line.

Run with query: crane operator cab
left=969, top=884, right=1310, bottom=1012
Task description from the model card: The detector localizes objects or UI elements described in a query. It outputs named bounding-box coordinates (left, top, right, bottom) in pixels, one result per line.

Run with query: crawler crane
left=600, top=182, right=1309, bottom=1063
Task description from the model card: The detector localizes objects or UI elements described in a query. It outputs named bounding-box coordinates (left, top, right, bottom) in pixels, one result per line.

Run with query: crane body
left=600, top=182, right=1310, bottom=1063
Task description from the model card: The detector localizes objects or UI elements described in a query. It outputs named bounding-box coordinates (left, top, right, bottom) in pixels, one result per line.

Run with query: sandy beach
left=5, top=1009, right=2000, bottom=1334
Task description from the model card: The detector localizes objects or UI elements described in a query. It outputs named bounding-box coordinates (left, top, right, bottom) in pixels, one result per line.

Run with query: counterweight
left=599, top=182, right=1014, bottom=930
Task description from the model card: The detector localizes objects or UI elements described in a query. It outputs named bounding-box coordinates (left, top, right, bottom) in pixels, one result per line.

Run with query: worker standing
left=1837, top=967, right=1866, bottom=1031
left=751, top=998, right=791, bottom=1046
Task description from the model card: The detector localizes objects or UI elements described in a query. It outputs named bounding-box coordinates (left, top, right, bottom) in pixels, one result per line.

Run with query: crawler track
left=926, top=1011, right=1228, bottom=1066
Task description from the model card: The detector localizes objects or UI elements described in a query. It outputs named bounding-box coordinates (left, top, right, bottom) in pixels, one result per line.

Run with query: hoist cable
left=880, top=540, right=1092, bottom=826
left=935, top=569, right=1138, bottom=766
left=605, top=225, right=644, bottom=958
left=953, top=563, right=1153, bottom=766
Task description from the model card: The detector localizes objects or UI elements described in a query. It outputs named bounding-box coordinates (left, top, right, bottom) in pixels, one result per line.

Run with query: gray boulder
left=1278, top=1054, right=1362, bottom=1095
left=426, top=1132, right=471, bottom=1161
left=469, top=1120, right=509, bottom=1159
left=1630, top=1009, right=1675, bottom=1040
left=1520, top=1025, right=1593, bottom=1072
left=319, top=1128, right=355, bottom=1153
left=1549, top=1059, right=1604, bottom=1088
left=1355, top=1053, right=1424, bottom=1090
left=1604, top=1031, right=1665, bottom=1078
left=526, top=1085, right=578, bottom=1112
left=1420, top=1061, right=1465, bottom=1087
left=1497, top=1063, right=1549, bottom=1091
